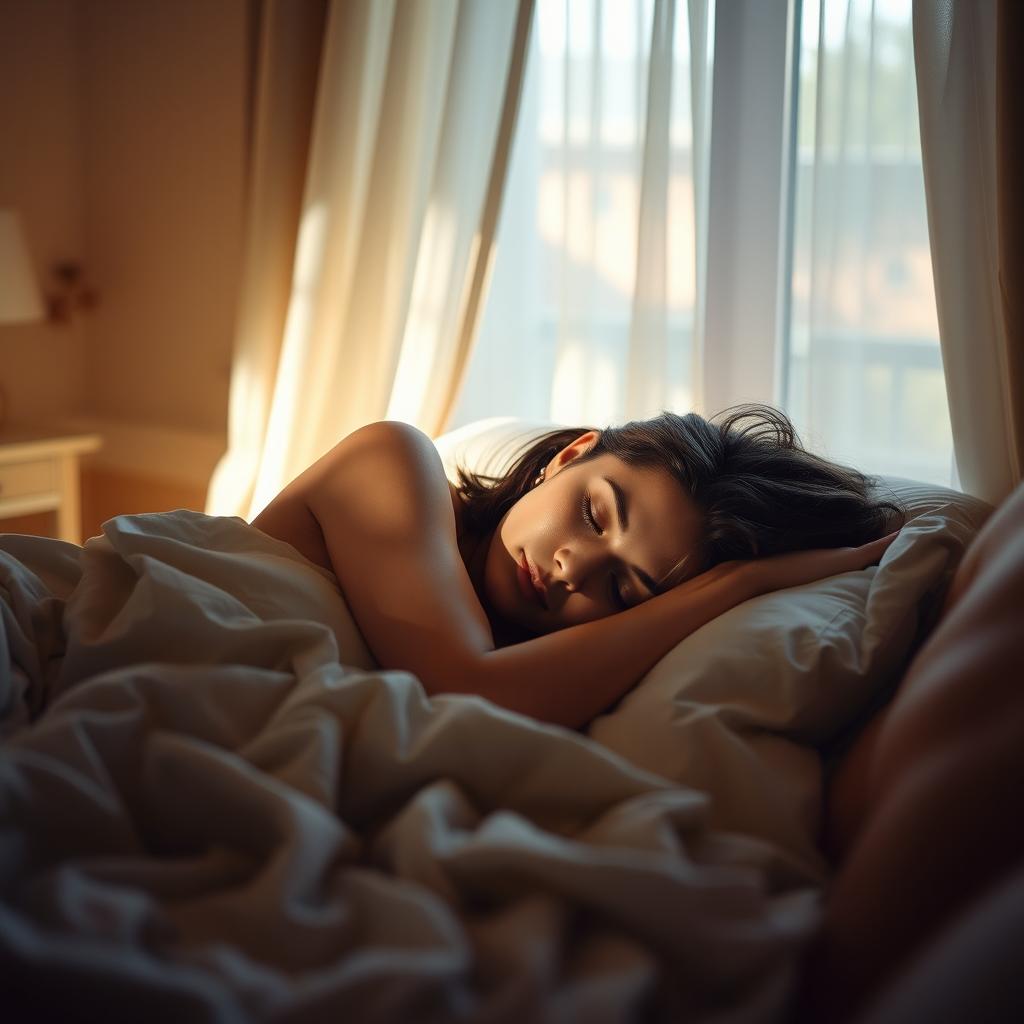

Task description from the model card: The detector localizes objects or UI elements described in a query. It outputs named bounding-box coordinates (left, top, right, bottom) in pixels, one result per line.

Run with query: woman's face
left=482, top=433, right=704, bottom=635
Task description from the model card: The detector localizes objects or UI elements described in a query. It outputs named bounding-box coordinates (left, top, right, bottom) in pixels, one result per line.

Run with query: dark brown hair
left=455, top=404, right=905, bottom=578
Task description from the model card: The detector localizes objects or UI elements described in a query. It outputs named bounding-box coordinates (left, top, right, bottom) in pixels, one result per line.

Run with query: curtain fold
left=626, top=0, right=676, bottom=417
left=389, top=0, right=536, bottom=434
left=451, top=0, right=713, bottom=430
left=913, top=0, right=1022, bottom=503
left=687, top=0, right=713, bottom=417
left=207, top=0, right=533, bottom=520
left=997, top=0, right=1024, bottom=479
left=205, top=0, right=327, bottom=521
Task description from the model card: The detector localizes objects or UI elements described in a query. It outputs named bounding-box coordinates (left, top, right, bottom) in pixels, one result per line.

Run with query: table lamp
left=0, top=208, right=46, bottom=428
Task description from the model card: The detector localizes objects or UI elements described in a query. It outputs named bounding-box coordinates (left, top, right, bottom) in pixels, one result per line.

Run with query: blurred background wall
left=0, top=0, right=249, bottom=538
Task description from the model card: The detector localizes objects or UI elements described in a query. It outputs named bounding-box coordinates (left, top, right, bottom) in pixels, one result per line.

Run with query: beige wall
left=0, top=0, right=88, bottom=423
left=1, top=0, right=250, bottom=530
left=80, top=0, right=247, bottom=435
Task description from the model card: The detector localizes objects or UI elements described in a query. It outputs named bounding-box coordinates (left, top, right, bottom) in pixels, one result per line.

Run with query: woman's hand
left=690, top=531, right=901, bottom=602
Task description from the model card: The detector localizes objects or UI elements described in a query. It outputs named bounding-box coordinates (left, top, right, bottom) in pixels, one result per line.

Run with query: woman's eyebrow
left=603, top=475, right=658, bottom=596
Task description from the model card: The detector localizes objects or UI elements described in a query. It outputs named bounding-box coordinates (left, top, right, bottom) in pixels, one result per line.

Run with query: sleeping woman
left=252, top=404, right=903, bottom=729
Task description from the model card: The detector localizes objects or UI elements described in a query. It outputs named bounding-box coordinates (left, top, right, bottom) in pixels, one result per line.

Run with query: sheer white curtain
left=913, top=0, right=1021, bottom=504
left=449, top=0, right=955, bottom=489
left=208, top=0, right=975, bottom=509
left=449, top=0, right=713, bottom=430
left=207, top=0, right=532, bottom=519
left=785, top=0, right=953, bottom=484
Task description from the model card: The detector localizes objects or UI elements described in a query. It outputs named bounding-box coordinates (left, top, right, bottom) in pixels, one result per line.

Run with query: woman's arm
left=455, top=539, right=893, bottom=728
left=254, top=421, right=895, bottom=730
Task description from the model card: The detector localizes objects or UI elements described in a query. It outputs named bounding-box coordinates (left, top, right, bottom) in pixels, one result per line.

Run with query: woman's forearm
left=434, top=533, right=896, bottom=729
left=437, top=567, right=756, bottom=729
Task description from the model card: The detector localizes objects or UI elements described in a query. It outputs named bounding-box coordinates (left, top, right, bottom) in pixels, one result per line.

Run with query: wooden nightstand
left=0, top=426, right=102, bottom=544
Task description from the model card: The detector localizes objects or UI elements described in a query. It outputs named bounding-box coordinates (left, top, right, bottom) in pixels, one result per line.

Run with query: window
left=451, top=0, right=709, bottom=429
left=452, top=0, right=954, bottom=486
left=785, top=0, right=953, bottom=482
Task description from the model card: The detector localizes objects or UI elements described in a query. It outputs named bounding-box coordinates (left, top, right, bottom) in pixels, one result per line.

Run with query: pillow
left=435, top=416, right=556, bottom=482
left=434, top=418, right=992, bottom=877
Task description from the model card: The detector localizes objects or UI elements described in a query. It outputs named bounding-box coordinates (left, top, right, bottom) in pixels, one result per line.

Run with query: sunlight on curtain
left=450, top=0, right=711, bottom=430
left=208, top=0, right=530, bottom=519
left=254, top=200, right=330, bottom=504
left=786, top=0, right=953, bottom=483
left=386, top=201, right=459, bottom=422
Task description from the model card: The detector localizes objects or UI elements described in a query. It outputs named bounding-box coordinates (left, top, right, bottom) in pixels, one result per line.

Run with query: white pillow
left=435, top=418, right=992, bottom=876
left=435, top=416, right=557, bottom=482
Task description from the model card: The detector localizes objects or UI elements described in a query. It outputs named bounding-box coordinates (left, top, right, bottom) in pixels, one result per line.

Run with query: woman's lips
left=517, top=553, right=548, bottom=608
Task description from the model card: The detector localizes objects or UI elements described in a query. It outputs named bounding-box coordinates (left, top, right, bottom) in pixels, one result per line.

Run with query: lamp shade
left=0, top=209, right=45, bottom=323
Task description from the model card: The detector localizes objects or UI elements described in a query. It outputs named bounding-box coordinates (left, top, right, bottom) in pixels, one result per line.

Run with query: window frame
left=701, top=0, right=798, bottom=415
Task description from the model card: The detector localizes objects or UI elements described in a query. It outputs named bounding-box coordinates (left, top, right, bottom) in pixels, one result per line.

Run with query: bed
left=0, top=418, right=993, bottom=1022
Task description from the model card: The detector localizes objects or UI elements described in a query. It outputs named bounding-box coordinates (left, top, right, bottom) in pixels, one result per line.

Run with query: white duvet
left=0, top=480, right=987, bottom=1022
left=1, top=511, right=818, bottom=1023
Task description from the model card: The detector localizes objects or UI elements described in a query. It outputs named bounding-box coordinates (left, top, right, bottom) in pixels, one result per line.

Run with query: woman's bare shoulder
left=305, top=419, right=436, bottom=483
left=314, top=420, right=470, bottom=539
left=253, top=421, right=459, bottom=566
left=303, top=421, right=456, bottom=536
left=255, top=421, right=494, bottom=674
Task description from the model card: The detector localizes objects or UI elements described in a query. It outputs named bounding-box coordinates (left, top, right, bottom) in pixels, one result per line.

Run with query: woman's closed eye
left=581, top=492, right=602, bottom=535
left=608, top=575, right=628, bottom=610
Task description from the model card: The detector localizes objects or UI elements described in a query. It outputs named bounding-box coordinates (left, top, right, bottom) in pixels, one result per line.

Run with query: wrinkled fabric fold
left=1, top=510, right=817, bottom=1022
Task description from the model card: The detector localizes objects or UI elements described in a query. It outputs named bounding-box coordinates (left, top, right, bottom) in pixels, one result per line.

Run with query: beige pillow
left=435, top=418, right=992, bottom=876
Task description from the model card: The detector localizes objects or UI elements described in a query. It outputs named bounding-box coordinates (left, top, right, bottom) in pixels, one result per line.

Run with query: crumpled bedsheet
left=0, top=511, right=817, bottom=1023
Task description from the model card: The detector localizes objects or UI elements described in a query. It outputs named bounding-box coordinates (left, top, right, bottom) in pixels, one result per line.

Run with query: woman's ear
left=546, top=431, right=600, bottom=478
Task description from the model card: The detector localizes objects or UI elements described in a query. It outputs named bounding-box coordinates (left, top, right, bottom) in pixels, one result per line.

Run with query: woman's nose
left=553, top=543, right=601, bottom=592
